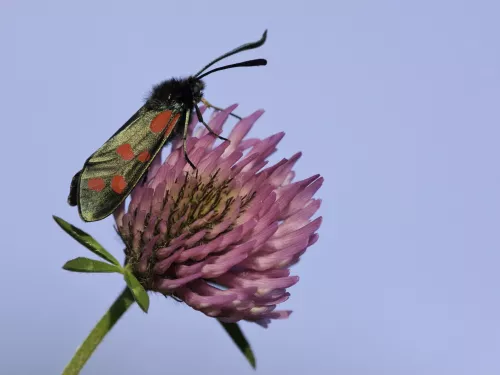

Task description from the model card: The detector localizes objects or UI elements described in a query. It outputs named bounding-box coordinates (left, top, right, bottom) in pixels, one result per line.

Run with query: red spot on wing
left=88, top=178, right=106, bottom=192
left=150, top=110, right=174, bottom=133
left=163, top=113, right=181, bottom=139
left=137, top=151, right=151, bottom=162
left=111, top=175, right=127, bottom=194
left=116, top=143, right=134, bottom=160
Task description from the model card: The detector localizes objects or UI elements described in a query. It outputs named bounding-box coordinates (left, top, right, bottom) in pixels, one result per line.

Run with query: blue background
left=1, top=0, right=500, bottom=374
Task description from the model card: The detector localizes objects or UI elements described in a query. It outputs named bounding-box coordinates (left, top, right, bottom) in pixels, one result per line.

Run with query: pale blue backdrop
left=1, top=0, right=500, bottom=374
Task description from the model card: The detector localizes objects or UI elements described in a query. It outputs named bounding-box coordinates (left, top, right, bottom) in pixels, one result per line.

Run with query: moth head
left=189, top=77, right=205, bottom=104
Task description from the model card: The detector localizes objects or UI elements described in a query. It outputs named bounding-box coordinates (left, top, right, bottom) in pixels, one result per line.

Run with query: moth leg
left=68, top=170, right=81, bottom=206
left=201, top=98, right=242, bottom=120
left=142, top=170, right=149, bottom=184
left=195, top=104, right=229, bottom=142
left=182, top=110, right=196, bottom=169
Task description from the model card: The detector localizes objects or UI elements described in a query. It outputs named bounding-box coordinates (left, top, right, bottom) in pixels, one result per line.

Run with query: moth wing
left=76, top=107, right=183, bottom=222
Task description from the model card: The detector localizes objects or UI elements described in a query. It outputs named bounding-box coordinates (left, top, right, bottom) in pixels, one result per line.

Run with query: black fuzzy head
left=146, top=76, right=205, bottom=111
left=144, top=31, right=268, bottom=113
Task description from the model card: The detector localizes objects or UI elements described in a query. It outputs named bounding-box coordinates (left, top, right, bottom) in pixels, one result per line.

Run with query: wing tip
left=67, top=170, right=81, bottom=207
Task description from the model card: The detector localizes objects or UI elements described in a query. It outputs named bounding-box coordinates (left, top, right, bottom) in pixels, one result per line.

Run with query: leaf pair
left=53, top=216, right=149, bottom=313
left=53, top=215, right=256, bottom=368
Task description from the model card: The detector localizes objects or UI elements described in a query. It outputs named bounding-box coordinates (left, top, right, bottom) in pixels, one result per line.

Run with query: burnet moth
left=68, top=31, right=267, bottom=222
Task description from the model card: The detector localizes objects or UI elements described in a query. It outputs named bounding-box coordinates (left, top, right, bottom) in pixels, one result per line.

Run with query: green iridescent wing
left=69, top=106, right=185, bottom=222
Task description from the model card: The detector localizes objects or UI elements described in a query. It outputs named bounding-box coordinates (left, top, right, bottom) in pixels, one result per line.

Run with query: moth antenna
left=196, top=59, right=267, bottom=80
left=195, top=30, right=267, bottom=77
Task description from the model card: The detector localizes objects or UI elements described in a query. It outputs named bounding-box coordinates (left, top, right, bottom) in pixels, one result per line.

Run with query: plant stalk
left=62, top=287, right=135, bottom=375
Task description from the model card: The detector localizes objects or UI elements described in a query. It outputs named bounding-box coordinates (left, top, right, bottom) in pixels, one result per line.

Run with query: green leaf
left=63, top=257, right=123, bottom=273
left=53, top=215, right=121, bottom=266
left=124, top=270, right=149, bottom=313
left=218, top=321, right=256, bottom=369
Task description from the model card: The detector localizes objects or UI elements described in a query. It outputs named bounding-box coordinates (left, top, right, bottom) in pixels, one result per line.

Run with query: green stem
left=62, top=287, right=135, bottom=375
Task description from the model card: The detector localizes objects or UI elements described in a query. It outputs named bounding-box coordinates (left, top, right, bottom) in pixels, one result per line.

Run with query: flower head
left=114, top=105, right=323, bottom=327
